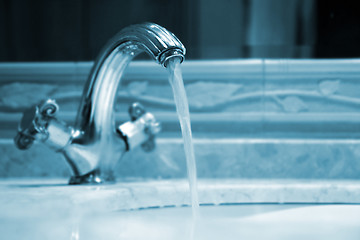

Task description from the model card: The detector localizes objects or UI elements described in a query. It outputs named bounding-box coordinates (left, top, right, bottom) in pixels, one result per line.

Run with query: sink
left=81, top=204, right=360, bottom=240
left=1, top=179, right=360, bottom=239
left=2, top=203, right=360, bottom=240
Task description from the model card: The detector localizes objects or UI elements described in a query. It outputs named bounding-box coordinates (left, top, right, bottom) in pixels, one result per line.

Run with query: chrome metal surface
left=14, top=23, right=185, bottom=184
left=14, top=99, right=72, bottom=151
left=118, top=102, right=161, bottom=152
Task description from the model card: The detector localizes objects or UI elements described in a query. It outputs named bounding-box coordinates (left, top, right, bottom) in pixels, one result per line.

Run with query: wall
left=1, top=60, right=360, bottom=179
left=7, top=0, right=360, bottom=60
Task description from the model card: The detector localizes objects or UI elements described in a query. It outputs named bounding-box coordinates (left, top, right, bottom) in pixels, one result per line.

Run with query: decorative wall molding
left=1, top=59, right=360, bottom=139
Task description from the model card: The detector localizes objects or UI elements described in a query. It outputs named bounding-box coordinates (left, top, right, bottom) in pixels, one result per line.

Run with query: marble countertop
left=1, top=178, right=360, bottom=218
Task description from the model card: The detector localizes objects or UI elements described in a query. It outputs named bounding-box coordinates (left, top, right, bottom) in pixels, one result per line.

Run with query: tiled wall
left=1, top=60, right=360, bottom=179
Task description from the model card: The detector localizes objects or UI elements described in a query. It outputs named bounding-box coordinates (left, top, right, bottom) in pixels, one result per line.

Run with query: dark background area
left=0, top=0, right=360, bottom=61
left=316, top=1, right=360, bottom=58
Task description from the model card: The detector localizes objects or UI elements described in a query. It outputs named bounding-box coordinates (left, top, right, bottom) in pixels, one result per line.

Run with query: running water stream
left=167, top=58, right=199, bottom=218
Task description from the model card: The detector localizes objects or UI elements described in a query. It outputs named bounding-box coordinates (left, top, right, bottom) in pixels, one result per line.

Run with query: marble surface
left=2, top=138, right=360, bottom=179
left=1, top=178, right=360, bottom=216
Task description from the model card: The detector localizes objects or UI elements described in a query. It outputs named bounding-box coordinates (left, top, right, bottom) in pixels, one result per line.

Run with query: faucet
left=13, top=23, right=186, bottom=184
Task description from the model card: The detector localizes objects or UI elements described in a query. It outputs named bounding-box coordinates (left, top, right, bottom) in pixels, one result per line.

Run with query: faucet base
left=69, top=169, right=106, bottom=185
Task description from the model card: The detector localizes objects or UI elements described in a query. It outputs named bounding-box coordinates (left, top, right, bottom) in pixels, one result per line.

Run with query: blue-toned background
left=1, top=2, right=360, bottom=239
left=1, top=0, right=360, bottom=180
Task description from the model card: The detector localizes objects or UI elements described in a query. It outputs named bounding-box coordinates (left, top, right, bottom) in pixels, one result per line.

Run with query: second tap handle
left=118, top=102, right=161, bottom=151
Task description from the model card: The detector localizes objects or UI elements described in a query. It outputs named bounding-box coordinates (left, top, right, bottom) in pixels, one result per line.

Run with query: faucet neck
left=75, top=23, right=185, bottom=139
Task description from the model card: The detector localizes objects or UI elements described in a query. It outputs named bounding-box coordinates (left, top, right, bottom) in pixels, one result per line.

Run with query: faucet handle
left=38, top=99, right=59, bottom=117
left=129, top=102, right=161, bottom=152
left=14, top=99, right=59, bottom=150
left=118, top=102, right=161, bottom=152
left=141, top=115, right=161, bottom=152
left=128, top=102, right=146, bottom=121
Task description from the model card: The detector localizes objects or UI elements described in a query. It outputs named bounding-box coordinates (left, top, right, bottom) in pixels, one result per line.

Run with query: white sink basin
left=86, top=204, right=360, bottom=240
left=2, top=204, right=360, bottom=240
left=1, top=179, right=360, bottom=239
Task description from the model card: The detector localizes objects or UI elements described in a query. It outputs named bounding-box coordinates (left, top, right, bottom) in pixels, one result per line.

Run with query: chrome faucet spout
left=14, top=23, right=185, bottom=184
left=75, top=23, right=185, bottom=137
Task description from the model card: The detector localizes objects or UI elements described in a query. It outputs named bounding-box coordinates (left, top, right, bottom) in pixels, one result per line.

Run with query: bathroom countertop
left=1, top=178, right=360, bottom=240
left=1, top=178, right=360, bottom=219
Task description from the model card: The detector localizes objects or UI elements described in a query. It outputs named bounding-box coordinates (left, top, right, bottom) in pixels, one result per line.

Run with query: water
left=167, top=58, right=200, bottom=218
